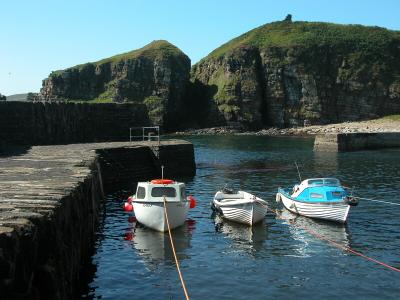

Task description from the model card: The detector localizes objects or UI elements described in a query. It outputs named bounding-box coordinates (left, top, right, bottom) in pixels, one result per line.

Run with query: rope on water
left=354, top=197, right=400, bottom=206
left=163, top=197, right=190, bottom=300
left=267, top=207, right=400, bottom=273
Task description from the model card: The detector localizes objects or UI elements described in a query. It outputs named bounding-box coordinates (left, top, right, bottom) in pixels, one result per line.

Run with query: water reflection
left=313, top=151, right=339, bottom=175
left=213, top=213, right=267, bottom=255
left=124, top=218, right=195, bottom=267
left=276, top=209, right=350, bottom=257
left=83, top=136, right=400, bottom=299
left=197, top=160, right=293, bottom=178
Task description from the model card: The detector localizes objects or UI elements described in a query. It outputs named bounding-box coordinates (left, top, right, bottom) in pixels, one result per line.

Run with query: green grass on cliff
left=381, top=114, right=400, bottom=121
left=203, top=20, right=400, bottom=60
left=51, top=40, right=184, bottom=75
left=96, top=40, right=184, bottom=64
left=67, top=98, right=113, bottom=104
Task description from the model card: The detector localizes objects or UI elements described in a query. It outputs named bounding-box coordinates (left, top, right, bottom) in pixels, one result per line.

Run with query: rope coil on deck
left=163, top=196, right=190, bottom=300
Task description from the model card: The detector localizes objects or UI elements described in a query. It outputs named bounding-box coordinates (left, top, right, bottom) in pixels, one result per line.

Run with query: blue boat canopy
left=280, top=178, right=348, bottom=203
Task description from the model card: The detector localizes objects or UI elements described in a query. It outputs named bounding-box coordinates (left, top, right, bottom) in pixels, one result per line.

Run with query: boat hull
left=277, top=192, right=350, bottom=223
left=133, top=201, right=189, bottom=232
left=216, top=201, right=268, bottom=225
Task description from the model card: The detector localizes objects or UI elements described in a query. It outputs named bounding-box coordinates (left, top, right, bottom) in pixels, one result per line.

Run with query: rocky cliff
left=191, top=19, right=400, bottom=128
left=40, top=40, right=190, bottom=129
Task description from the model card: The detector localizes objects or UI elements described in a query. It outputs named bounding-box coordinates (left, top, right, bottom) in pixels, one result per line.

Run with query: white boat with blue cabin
left=276, top=178, right=357, bottom=223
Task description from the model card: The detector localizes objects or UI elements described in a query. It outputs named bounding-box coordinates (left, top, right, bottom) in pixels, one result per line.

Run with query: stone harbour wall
left=0, top=101, right=151, bottom=147
left=314, top=132, right=400, bottom=151
left=0, top=140, right=196, bottom=299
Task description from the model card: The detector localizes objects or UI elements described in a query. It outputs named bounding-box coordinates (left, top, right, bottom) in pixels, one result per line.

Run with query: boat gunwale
left=214, top=190, right=267, bottom=207
left=133, top=199, right=188, bottom=203
left=215, top=198, right=267, bottom=207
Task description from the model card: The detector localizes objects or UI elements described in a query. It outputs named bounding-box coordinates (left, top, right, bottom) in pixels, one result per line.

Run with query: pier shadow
left=0, top=145, right=31, bottom=157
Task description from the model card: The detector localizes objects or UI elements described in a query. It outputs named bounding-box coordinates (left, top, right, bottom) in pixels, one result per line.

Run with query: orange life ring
left=150, top=179, right=174, bottom=184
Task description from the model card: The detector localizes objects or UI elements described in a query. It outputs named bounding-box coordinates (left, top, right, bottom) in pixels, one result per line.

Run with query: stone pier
left=314, top=132, right=400, bottom=151
left=0, top=140, right=195, bottom=299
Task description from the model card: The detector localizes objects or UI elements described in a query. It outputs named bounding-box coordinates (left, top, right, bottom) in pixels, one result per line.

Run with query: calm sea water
left=81, top=135, right=400, bottom=299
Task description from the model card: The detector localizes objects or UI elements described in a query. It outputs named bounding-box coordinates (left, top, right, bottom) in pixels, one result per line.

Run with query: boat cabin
left=135, top=181, right=186, bottom=202
left=291, top=178, right=347, bottom=203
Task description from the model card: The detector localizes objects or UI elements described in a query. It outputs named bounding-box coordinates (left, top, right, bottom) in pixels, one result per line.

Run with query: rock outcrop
left=191, top=20, right=400, bottom=128
left=40, top=40, right=191, bottom=129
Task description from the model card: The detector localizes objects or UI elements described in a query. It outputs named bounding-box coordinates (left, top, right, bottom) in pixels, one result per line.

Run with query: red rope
left=268, top=208, right=400, bottom=273
left=163, top=197, right=190, bottom=300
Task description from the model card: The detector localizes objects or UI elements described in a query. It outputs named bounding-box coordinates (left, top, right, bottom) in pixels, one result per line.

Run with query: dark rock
left=284, top=14, right=292, bottom=22
left=40, top=40, right=191, bottom=130
left=191, top=20, right=400, bottom=129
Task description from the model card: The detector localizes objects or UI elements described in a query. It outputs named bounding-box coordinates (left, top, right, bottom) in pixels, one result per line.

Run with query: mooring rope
left=354, top=197, right=400, bottom=206
left=267, top=207, right=400, bottom=273
left=163, top=197, right=190, bottom=300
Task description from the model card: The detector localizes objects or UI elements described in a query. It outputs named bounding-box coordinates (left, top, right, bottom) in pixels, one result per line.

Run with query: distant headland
left=5, top=17, right=400, bottom=131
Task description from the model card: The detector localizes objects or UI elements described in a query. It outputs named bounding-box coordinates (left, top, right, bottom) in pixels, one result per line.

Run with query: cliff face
left=40, top=40, right=190, bottom=129
left=191, top=20, right=400, bottom=128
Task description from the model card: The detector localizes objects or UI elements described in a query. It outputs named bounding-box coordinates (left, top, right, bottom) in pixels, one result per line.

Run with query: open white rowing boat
left=212, top=189, right=268, bottom=225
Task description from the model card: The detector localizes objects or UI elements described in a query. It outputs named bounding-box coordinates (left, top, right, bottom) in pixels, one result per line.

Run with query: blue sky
left=1, top=0, right=399, bottom=95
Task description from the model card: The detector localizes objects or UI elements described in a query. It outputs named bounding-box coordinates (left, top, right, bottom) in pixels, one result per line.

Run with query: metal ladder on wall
left=129, top=126, right=161, bottom=158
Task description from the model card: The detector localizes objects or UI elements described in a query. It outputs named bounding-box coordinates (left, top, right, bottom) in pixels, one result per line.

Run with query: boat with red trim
left=125, top=179, right=196, bottom=232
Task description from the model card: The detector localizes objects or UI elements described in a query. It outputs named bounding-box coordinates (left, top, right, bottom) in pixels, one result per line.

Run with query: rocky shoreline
left=174, top=119, right=400, bottom=136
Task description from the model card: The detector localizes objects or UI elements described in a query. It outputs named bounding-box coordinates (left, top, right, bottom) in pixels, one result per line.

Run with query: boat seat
left=215, top=192, right=244, bottom=200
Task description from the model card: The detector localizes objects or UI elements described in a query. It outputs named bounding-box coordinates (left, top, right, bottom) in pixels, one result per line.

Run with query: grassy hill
left=204, top=20, right=400, bottom=61
left=6, top=93, right=29, bottom=101
left=51, top=40, right=184, bottom=75
left=191, top=18, right=400, bottom=128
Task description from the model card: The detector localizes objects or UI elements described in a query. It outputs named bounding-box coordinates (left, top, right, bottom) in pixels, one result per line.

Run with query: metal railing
left=129, top=126, right=160, bottom=144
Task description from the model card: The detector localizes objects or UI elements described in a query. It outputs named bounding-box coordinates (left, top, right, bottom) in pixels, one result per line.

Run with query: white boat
left=129, top=179, right=196, bottom=232
left=276, top=178, right=358, bottom=223
left=212, top=189, right=268, bottom=225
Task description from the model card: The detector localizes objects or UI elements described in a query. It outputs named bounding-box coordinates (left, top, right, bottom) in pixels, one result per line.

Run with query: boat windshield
left=151, top=187, right=177, bottom=197
left=307, top=178, right=340, bottom=186
left=323, top=179, right=340, bottom=186
left=180, top=186, right=186, bottom=199
left=136, top=186, right=146, bottom=199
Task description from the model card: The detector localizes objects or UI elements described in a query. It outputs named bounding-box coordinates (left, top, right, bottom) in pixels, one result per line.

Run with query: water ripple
left=81, top=136, right=400, bottom=299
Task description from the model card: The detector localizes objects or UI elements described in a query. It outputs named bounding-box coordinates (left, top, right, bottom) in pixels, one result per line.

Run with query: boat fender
left=187, top=196, right=197, bottom=208
left=124, top=232, right=134, bottom=241
left=124, top=202, right=134, bottom=212
left=276, top=193, right=281, bottom=203
left=128, top=216, right=137, bottom=223
left=151, top=179, right=174, bottom=184
left=346, top=196, right=359, bottom=206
